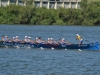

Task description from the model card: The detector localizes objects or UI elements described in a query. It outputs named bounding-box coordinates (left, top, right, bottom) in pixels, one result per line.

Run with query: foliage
left=88, top=0, right=100, bottom=3
left=0, top=1, right=100, bottom=25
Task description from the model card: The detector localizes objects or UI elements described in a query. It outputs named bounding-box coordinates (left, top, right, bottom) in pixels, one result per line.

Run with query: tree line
left=0, top=0, right=100, bottom=25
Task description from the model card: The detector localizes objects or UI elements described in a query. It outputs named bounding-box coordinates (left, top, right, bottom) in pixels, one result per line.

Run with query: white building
left=0, top=0, right=81, bottom=9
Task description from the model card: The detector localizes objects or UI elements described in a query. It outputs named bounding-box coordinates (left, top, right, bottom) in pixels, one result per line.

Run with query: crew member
left=1, top=35, right=5, bottom=41
left=76, top=34, right=83, bottom=44
left=15, top=36, right=21, bottom=42
left=12, top=37, right=16, bottom=42
left=27, top=36, right=34, bottom=43
left=24, top=36, right=28, bottom=42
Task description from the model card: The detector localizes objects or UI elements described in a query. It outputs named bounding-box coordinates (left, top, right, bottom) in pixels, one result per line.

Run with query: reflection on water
left=0, top=25, right=100, bottom=75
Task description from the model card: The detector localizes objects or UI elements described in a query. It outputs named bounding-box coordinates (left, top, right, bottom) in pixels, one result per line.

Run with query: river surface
left=0, top=24, right=100, bottom=75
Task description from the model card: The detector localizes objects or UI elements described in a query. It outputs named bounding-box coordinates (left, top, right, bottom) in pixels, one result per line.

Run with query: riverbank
left=0, top=1, right=100, bottom=26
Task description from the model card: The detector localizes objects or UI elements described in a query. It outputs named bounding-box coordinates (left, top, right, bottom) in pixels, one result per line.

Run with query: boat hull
left=0, top=41, right=100, bottom=50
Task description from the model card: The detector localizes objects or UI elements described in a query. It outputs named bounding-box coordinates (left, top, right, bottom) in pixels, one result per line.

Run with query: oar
left=85, top=40, right=90, bottom=42
left=85, top=41, right=100, bottom=50
left=94, top=42, right=100, bottom=50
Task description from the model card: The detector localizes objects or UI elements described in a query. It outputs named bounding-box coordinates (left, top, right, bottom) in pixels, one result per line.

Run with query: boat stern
left=87, top=42, right=100, bottom=50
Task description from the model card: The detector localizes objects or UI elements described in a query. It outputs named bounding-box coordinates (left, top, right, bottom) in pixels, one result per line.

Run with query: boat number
left=61, top=45, right=66, bottom=47
left=3, top=42, right=13, bottom=46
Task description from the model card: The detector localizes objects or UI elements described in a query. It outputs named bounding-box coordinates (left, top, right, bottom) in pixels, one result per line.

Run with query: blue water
left=0, top=25, right=100, bottom=75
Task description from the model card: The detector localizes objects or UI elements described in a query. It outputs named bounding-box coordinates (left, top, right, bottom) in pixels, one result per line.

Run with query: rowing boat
left=0, top=41, right=100, bottom=50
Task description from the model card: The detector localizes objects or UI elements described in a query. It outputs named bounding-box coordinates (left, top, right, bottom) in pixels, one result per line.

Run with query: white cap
left=36, top=37, right=38, bottom=39
left=16, top=36, right=18, bottom=38
left=5, top=36, right=7, bottom=37
left=48, top=38, right=50, bottom=40
left=25, top=36, right=27, bottom=38
left=76, top=34, right=79, bottom=36
left=13, top=37, right=15, bottom=38
left=51, top=38, right=53, bottom=40
left=28, top=36, right=31, bottom=38
left=62, top=38, right=65, bottom=40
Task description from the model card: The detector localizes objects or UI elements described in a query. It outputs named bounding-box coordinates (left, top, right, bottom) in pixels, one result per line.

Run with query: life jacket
left=77, top=35, right=82, bottom=40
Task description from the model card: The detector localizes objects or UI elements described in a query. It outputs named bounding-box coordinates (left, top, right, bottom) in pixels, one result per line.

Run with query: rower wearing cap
left=76, top=34, right=83, bottom=44
left=58, top=38, right=69, bottom=45
left=12, top=37, right=16, bottom=42
left=28, top=36, right=31, bottom=42
left=27, top=36, right=34, bottom=43
left=61, top=38, right=65, bottom=44
left=38, top=37, right=44, bottom=43
left=2, top=35, right=10, bottom=42
left=5, top=36, right=11, bottom=42
left=15, top=36, right=20, bottom=42
left=36, top=37, right=44, bottom=44
left=48, top=38, right=51, bottom=44
left=36, top=37, right=39, bottom=43
left=24, top=36, right=28, bottom=42
left=50, top=38, right=55, bottom=44
left=1, top=35, right=5, bottom=42
left=48, top=38, right=57, bottom=44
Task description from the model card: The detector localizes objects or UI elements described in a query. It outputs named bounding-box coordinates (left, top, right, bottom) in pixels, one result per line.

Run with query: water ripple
left=0, top=25, right=100, bottom=75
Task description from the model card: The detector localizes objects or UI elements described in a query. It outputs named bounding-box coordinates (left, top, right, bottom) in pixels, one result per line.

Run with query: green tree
left=80, top=0, right=88, bottom=9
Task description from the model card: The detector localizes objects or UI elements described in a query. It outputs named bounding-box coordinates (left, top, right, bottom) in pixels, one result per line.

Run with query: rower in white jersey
left=38, top=37, right=44, bottom=43
left=24, top=36, right=28, bottom=42
left=27, top=36, right=34, bottom=43
left=48, top=38, right=56, bottom=44
left=15, top=36, right=21, bottom=42
left=12, top=37, right=16, bottom=42
left=5, top=36, right=11, bottom=42
left=1, top=35, right=5, bottom=42
left=1, top=35, right=10, bottom=42
left=36, top=37, right=44, bottom=44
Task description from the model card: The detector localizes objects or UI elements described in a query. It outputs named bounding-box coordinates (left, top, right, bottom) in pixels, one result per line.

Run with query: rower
left=24, top=36, right=28, bottom=42
left=12, top=37, right=16, bottom=42
left=48, top=38, right=51, bottom=44
left=59, top=38, right=69, bottom=45
left=2, top=35, right=10, bottom=42
left=1, top=35, right=5, bottom=41
left=15, top=36, right=20, bottom=42
left=36, top=37, right=39, bottom=43
left=5, top=36, right=11, bottom=42
left=27, top=36, right=34, bottom=43
left=48, top=38, right=57, bottom=44
left=36, top=37, right=44, bottom=44
left=38, top=37, right=44, bottom=43
left=50, top=38, right=55, bottom=44
left=62, top=38, right=68, bottom=44
left=76, top=34, right=83, bottom=44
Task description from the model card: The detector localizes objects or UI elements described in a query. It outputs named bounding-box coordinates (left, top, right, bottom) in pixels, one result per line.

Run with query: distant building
left=0, top=0, right=81, bottom=9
